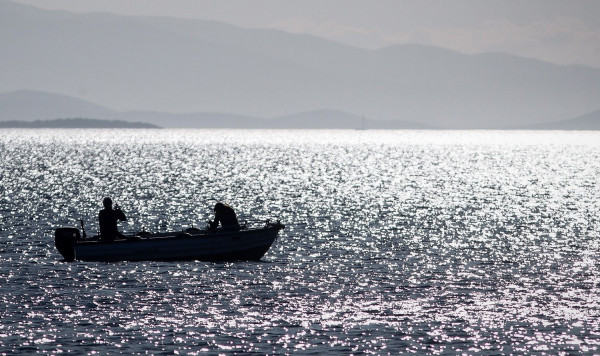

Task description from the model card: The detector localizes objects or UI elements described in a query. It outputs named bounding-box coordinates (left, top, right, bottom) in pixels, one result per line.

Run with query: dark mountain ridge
left=0, top=118, right=159, bottom=128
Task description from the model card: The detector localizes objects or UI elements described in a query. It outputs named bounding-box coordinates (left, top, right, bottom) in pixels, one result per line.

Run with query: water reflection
left=0, top=129, right=599, bottom=353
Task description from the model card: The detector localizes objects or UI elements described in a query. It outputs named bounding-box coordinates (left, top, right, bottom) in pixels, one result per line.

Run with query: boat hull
left=55, top=224, right=283, bottom=262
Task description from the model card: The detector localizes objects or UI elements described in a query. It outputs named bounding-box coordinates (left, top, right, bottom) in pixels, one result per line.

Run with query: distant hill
left=122, top=109, right=435, bottom=129
left=0, top=90, right=433, bottom=129
left=3, top=90, right=600, bottom=130
left=1, top=1, right=600, bottom=129
left=519, top=110, right=600, bottom=130
left=0, top=118, right=160, bottom=128
left=265, top=110, right=435, bottom=129
left=0, top=90, right=116, bottom=121
left=120, top=111, right=264, bottom=129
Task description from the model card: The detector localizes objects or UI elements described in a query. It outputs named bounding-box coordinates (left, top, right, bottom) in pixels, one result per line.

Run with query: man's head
left=103, top=197, right=113, bottom=209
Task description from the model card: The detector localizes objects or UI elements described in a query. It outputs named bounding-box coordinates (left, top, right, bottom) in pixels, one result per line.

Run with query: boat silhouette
left=54, top=220, right=284, bottom=262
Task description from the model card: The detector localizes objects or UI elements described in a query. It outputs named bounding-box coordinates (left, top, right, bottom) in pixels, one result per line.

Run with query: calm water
left=1, top=129, right=599, bottom=354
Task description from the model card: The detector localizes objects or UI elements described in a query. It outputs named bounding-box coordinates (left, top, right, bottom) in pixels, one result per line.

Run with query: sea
left=0, top=128, right=599, bottom=354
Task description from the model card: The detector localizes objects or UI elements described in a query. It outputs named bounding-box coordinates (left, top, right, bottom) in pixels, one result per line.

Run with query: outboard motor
left=54, top=227, right=80, bottom=262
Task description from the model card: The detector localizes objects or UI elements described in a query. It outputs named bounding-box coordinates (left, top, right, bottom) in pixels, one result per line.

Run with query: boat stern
left=54, top=227, right=80, bottom=262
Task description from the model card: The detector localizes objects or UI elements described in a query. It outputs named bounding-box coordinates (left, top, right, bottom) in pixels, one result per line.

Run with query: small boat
left=54, top=220, right=284, bottom=262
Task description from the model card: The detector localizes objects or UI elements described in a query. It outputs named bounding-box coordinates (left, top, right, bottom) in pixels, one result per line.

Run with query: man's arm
left=114, top=207, right=127, bottom=221
left=209, top=213, right=221, bottom=229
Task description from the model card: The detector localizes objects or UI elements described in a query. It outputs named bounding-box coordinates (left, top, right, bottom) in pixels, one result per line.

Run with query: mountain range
left=0, top=117, right=159, bottom=128
left=2, top=90, right=599, bottom=130
left=519, top=110, right=600, bottom=130
left=1, top=0, right=600, bottom=129
left=0, top=90, right=433, bottom=129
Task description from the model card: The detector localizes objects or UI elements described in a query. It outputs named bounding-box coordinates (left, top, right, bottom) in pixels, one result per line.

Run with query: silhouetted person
left=209, top=202, right=240, bottom=231
left=99, top=197, right=127, bottom=241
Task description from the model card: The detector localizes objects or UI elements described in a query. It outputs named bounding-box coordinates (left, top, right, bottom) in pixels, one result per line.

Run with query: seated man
left=98, top=197, right=127, bottom=241
left=209, top=202, right=240, bottom=231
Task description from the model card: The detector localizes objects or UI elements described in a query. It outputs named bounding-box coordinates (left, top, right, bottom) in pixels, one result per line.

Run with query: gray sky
left=10, top=0, right=600, bottom=68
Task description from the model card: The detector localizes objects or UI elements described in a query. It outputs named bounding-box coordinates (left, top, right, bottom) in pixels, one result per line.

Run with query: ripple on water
left=0, top=129, right=599, bottom=354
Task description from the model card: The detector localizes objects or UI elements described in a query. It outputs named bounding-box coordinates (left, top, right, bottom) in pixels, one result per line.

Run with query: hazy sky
left=10, top=0, right=600, bottom=68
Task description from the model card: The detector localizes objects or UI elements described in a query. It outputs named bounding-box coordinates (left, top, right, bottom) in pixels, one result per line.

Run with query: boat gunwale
left=73, top=224, right=283, bottom=246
